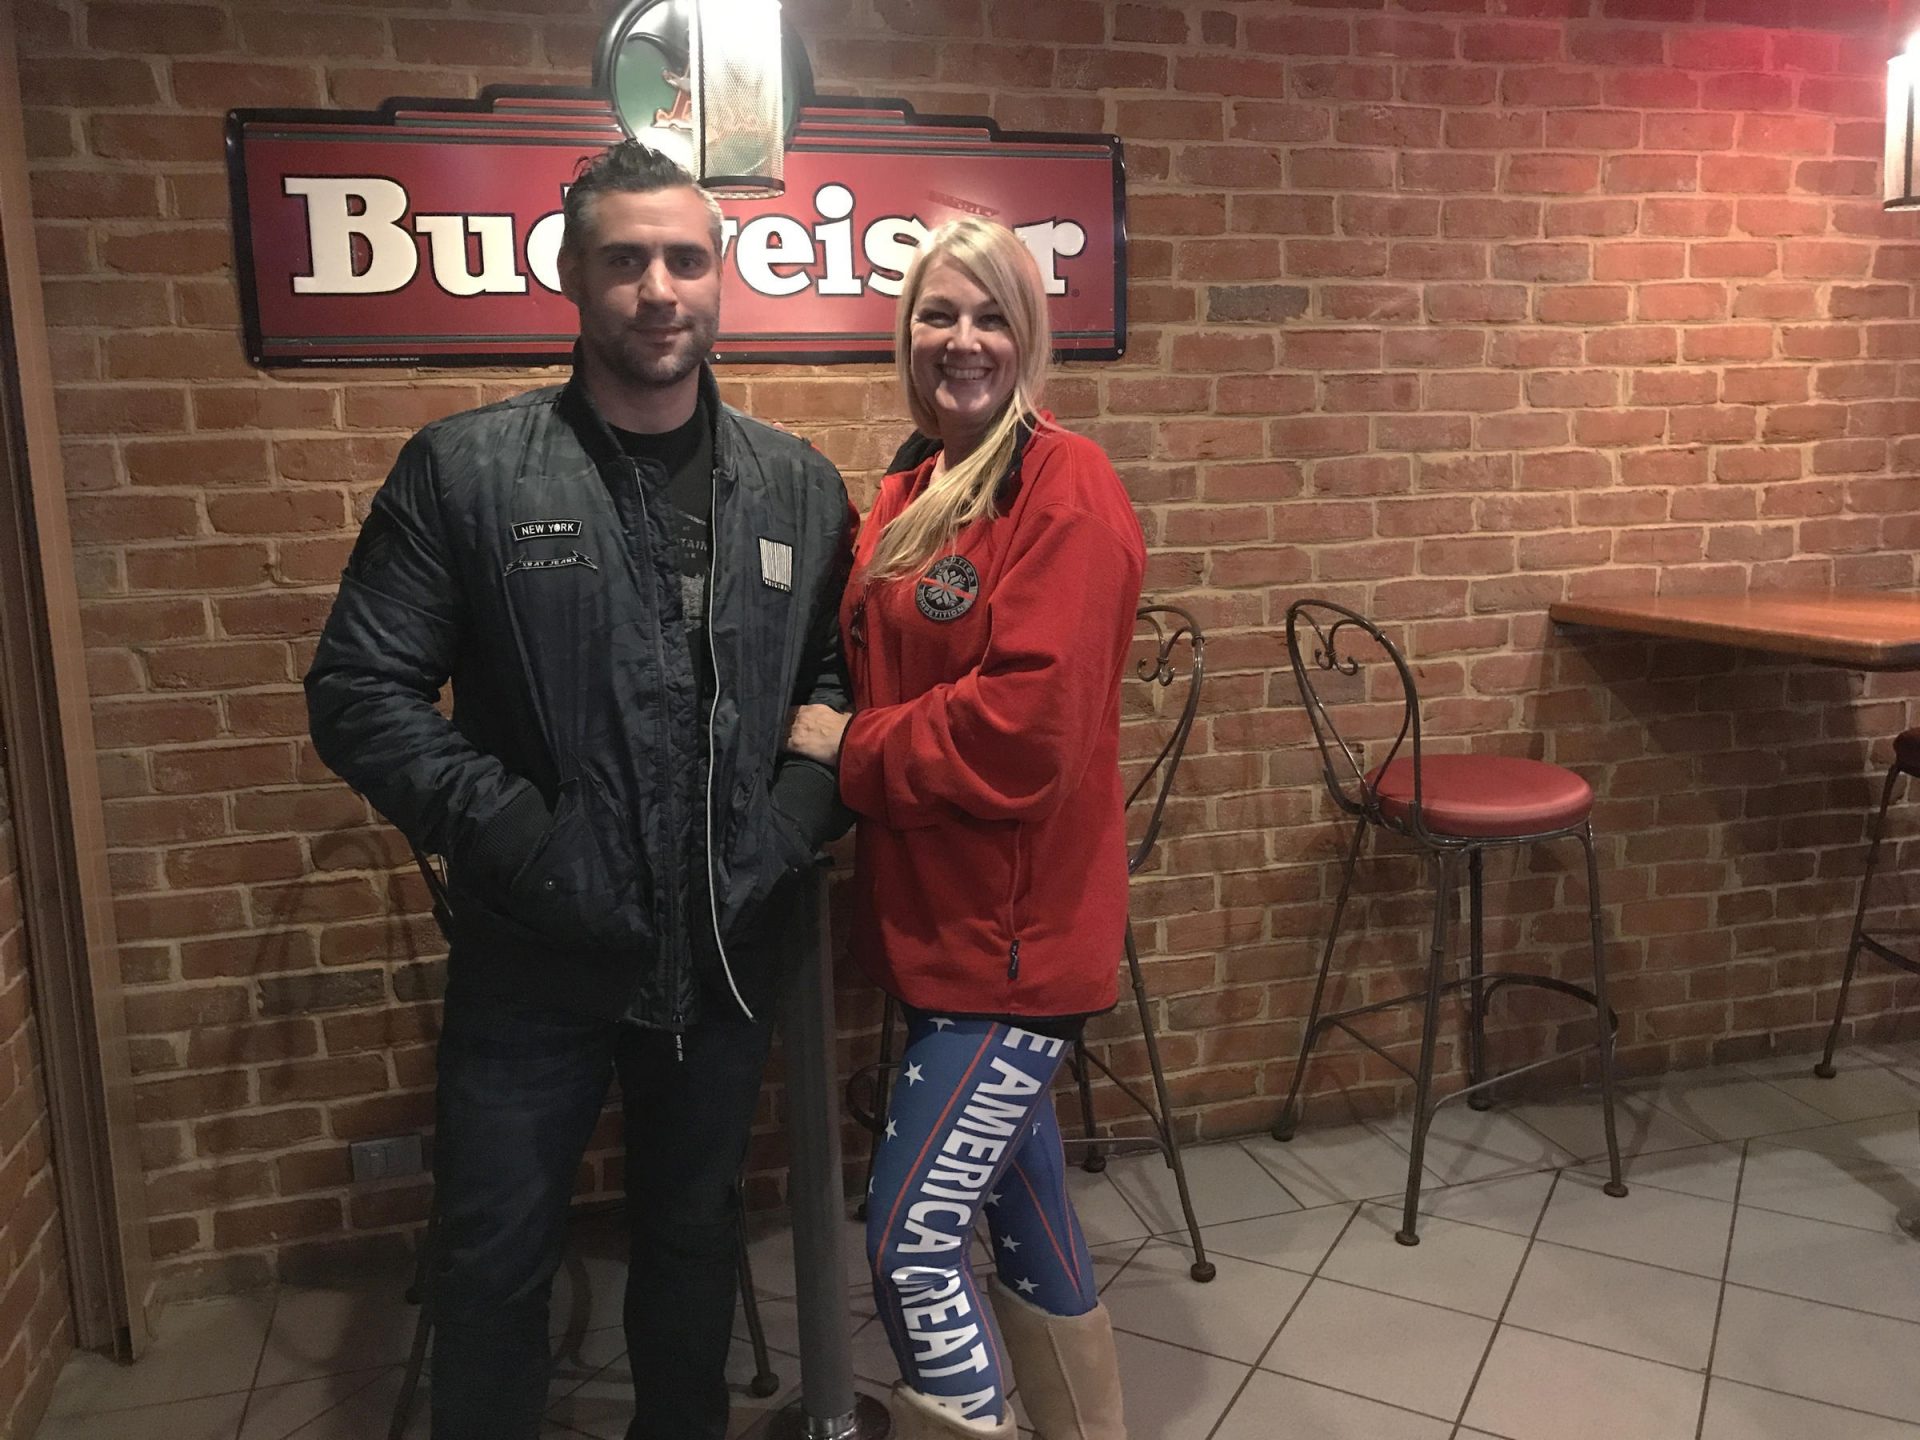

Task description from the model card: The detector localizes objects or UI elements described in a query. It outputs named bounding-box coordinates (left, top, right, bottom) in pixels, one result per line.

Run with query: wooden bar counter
left=1548, top=589, right=1920, bottom=671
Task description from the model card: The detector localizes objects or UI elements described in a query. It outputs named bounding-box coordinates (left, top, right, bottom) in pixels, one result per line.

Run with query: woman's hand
left=786, top=704, right=852, bottom=765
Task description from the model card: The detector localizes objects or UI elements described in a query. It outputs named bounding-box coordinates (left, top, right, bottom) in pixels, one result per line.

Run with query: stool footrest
left=1302, top=971, right=1618, bottom=1094
left=1861, top=933, right=1920, bottom=975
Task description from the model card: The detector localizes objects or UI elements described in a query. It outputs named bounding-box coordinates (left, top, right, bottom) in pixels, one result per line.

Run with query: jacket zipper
left=625, top=458, right=688, bottom=1048
left=1007, top=826, right=1024, bottom=980
left=705, top=451, right=754, bottom=1025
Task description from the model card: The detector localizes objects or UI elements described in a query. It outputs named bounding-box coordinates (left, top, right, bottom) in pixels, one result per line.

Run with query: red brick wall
left=18, top=0, right=1920, bottom=1298
left=0, top=709, right=75, bottom=1438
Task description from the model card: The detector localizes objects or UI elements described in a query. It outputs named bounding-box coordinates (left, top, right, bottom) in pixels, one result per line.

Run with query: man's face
left=559, top=187, right=722, bottom=394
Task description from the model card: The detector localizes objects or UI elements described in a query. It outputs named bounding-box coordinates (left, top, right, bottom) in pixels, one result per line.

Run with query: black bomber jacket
left=306, top=361, right=854, bottom=1029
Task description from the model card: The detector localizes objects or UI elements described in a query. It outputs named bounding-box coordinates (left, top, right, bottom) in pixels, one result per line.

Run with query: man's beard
left=586, top=308, right=719, bottom=391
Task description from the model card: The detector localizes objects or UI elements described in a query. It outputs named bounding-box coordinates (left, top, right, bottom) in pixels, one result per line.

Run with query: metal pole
left=770, top=869, right=889, bottom=1439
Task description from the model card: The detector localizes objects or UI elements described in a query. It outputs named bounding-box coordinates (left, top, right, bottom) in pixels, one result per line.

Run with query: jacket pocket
left=505, top=772, right=649, bottom=950
left=714, top=773, right=817, bottom=940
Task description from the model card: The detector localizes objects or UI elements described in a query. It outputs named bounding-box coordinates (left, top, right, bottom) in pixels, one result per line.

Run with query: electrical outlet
left=349, top=1134, right=425, bottom=1184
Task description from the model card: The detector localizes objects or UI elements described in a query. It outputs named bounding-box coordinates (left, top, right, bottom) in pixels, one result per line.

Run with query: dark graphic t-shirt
left=609, top=400, right=730, bottom=1012
left=611, top=398, right=714, bottom=679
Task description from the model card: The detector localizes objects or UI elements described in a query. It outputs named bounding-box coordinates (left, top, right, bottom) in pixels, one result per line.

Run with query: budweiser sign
left=226, top=91, right=1127, bottom=367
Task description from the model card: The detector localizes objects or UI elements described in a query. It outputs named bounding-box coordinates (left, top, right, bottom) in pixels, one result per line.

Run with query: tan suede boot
left=887, top=1382, right=1016, bottom=1438
left=987, top=1278, right=1128, bottom=1439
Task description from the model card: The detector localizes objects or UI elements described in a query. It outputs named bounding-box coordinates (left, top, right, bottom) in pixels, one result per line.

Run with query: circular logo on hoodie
left=915, top=556, right=979, bottom=622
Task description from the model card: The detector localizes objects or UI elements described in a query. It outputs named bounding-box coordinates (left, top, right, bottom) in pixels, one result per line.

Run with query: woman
left=786, top=217, right=1144, bottom=1438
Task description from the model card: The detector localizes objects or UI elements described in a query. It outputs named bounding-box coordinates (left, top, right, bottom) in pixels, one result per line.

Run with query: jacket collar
left=559, top=343, right=730, bottom=477
left=897, top=409, right=1050, bottom=504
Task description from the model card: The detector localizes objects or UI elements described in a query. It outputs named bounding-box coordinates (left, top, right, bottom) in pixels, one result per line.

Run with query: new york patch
left=510, top=518, right=583, bottom=542
left=915, top=555, right=979, bottom=622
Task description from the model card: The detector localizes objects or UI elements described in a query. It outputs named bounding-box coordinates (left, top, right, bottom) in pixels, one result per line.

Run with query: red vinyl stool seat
left=1371, top=756, right=1593, bottom=840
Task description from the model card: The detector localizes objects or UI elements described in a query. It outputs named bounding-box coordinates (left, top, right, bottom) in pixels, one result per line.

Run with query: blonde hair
left=866, top=217, right=1053, bottom=583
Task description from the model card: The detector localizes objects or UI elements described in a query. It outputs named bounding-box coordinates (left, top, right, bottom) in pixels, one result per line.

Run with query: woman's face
left=908, top=258, right=1019, bottom=457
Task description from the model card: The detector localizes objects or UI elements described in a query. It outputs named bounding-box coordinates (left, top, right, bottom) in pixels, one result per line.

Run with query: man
left=306, top=142, right=853, bottom=1440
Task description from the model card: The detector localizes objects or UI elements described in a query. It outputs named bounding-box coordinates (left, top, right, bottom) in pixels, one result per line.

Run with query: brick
left=1641, top=199, right=1732, bottom=237
left=32, top=169, right=159, bottom=221
left=1605, top=154, right=1698, bottom=194
left=1595, top=243, right=1686, bottom=281
left=1214, top=375, right=1314, bottom=415
left=1285, top=239, right=1387, bottom=277
left=1335, top=104, right=1442, bottom=150
left=256, top=970, right=387, bottom=1017
left=1442, top=199, right=1541, bottom=240
left=1323, top=284, right=1421, bottom=322
left=89, top=115, right=227, bottom=166
left=1291, top=149, right=1395, bottom=191
left=212, top=1198, right=343, bottom=1250
left=1401, top=152, right=1498, bottom=193
left=125, top=545, right=273, bottom=593
left=390, top=19, right=533, bottom=67
left=1228, top=194, right=1336, bottom=234
left=135, top=1072, right=250, bottom=1124
left=1425, top=284, right=1527, bottom=324
left=1738, top=114, right=1833, bottom=156
left=1505, top=155, right=1601, bottom=196
left=1119, top=99, right=1222, bottom=143
left=1462, top=22, right=1562, bottom=63
left=88, top=3, right=232, bottom=53
left=1540, top=287, right=1629, bottom=324
left=1636, top=283, right=1726, bottom=322
left=1494, top=243, right=1588, bottom=283
left=20, top=57, right=160, bottom=107
left=258, top=1055, right=390, bottom=1105
left=206, top=491, right=347, bottom=535
left=1354, top=19, right=1455, bottom=61
left=1175, top=146, right=1286, bottom=189
left=1606, top=69, right=1700, bottom=110
left=1113, top=4, right=1185, bottom=43
left=1059, top=48, right=1159, bottom=90
left=1205, top=286, right=1308, bottom=324
left=1690, top=242, right=1778, bottom=279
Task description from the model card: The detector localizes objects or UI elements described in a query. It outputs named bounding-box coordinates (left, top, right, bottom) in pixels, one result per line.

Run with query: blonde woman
left=786, top=218, right=1143, bottom=1438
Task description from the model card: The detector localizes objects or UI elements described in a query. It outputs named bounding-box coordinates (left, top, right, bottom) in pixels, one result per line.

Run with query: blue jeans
left=866, top=1013, right=1098, bottom=1425
left=428, top=990, right=774, bottom=1440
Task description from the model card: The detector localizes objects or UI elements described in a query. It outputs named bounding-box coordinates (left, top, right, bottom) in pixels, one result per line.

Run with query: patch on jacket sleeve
left=510, top=519, right=583, bottom=542
left=915, top=555, right=979, bottom=621
left=759, top=538, right=794, bottom=592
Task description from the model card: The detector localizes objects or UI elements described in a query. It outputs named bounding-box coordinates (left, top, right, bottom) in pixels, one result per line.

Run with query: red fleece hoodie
left=838, top=419, right=1147, bottom=1019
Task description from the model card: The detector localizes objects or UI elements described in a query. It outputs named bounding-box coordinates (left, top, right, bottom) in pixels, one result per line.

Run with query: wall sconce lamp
left=597, top=0, right=808, bottom=199
left=1887, top=34, right=1920, bottom=209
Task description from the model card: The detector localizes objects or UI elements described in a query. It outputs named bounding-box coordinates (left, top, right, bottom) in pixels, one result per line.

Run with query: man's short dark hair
left=562, top=141, right=725, bottom=256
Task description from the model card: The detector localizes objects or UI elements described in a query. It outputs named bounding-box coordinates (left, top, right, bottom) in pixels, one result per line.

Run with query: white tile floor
left=35, top=1043, right=1920, bottom=1439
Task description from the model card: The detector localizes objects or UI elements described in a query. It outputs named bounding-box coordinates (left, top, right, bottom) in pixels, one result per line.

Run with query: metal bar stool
left=850, top=605, right=1217, bottom=1282
left=1272, top=599, right=1629, bottom=1245
left=1814, top=727, right=1920, bottom=1078
left=387, top=850, right=779, bottom=1439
